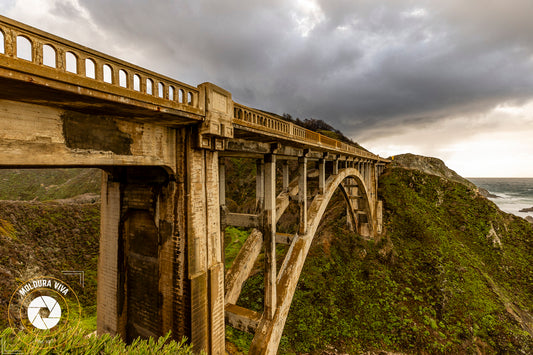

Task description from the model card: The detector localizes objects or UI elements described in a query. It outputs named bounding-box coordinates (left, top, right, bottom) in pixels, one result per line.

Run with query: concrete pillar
left=219, top=158, right=226, bottom=207
left=318, top=158, right=325, bottom=195
left=97, top=172, right=121, bottom=336
left=187, top=146, right=225, bottom=354
left=282, top=160, right=289, bottom=192
left=365, top=162, right=370, bottom=189
left=298, top=156, right=308, bottom=235
left=256, top=159, right=265, bottom=211
left=332, top=159, right=339, bottom=175
left=219, top=158, right=226, bottom=278
left=263, top=154, right=277, bottom=320
left=97, top=167, right=178, bottom=343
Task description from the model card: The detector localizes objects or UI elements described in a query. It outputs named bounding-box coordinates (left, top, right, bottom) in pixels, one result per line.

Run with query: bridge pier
left=97, top=166, right=176, bottom=341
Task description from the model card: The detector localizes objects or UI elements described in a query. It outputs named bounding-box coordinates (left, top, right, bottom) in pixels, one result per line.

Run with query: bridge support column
left=97, top=167, right=177, bottom=343
left=282, top=160, right=290, bottom=193
left=256, top=159, right=265, bottom=211
left=219, top=158, right=226, bottom=208
left=332, top=159, right=339, bottom=175
left=318, top=158, right=326, bottom=194
left=97, top=173, right=121, bottom=336
left=187, top=145, right=225, bottom=355
left=298, top=156, right=308, bottom=234
left=263, top=155, right=277, bottom=319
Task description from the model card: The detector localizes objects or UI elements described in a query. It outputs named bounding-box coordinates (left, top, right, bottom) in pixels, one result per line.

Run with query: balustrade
left=0, top=15, right=199, bottom=109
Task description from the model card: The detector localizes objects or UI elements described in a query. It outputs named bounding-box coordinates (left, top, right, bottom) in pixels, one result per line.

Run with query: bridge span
left=0, top=15, right=389, bottom=354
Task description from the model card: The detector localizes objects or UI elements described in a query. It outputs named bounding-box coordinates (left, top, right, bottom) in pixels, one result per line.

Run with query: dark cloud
left=67, top=0, right=533, bottom=140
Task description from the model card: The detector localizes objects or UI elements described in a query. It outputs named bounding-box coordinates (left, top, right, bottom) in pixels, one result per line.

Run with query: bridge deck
left=0, top=14, right=388, bottom=163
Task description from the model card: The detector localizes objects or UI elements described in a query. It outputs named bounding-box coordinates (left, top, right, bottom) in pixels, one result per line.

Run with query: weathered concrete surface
left=0, top=99, right=177, bottom=170
left=97, top=174, right=121, bottom=336
left=97, top=167, right=176, bottom=342
left=186, top=142, right=225, bottom=354
left=225, top=304, right=262, bottom=333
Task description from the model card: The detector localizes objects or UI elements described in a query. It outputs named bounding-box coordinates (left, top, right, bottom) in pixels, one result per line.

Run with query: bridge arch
left=250, top=167, right=377, bottom=354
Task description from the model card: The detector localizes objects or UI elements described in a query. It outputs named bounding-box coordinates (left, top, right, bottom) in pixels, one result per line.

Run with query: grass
left=0, top=327, right=195, bottom=354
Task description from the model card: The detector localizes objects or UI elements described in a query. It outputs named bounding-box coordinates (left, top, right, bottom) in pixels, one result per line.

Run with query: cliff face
left=390, top=153, right=477, bottom=190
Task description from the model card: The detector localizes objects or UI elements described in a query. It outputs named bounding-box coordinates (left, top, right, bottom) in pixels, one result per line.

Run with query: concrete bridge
left=0, top=16, right=389, bottom=354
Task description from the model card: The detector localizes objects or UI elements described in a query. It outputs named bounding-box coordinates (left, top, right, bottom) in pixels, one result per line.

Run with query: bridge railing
left=0, top=15, right=200, bottom=112
left=233, top=103, right=381, bottom=160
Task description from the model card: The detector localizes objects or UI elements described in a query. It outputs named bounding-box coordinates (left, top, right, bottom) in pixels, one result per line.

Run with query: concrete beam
left=0, top=100, right=177, bottom=172
left=276, top=233, right=296, bottom=245
left=225, top=304, right=262, bottom=334
left=223, top=212, right=261, bottom=228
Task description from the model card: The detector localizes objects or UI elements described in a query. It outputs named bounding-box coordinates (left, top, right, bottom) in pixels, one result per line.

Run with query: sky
left=1, top=0, right=532, bottom=177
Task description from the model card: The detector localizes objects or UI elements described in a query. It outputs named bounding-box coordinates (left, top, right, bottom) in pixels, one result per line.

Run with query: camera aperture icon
left=27, top=295, right=62, bottom=330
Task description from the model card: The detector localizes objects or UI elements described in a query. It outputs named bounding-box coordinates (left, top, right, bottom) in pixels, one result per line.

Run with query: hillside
left=227, top=156, right=533, bottom=354
left=0, top=168, right=100, bottom=201
left=0, top=200, right=100, bottom=330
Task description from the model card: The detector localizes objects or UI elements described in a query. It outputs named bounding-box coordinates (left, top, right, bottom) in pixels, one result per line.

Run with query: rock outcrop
left=389, top=153, right=477, bottom=189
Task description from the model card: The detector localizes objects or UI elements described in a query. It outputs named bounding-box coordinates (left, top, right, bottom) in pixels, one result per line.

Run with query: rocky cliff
left=389, top=153, right=477, bottom=189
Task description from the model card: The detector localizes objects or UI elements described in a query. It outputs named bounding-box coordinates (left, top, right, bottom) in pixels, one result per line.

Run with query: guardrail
left=0, top=15, right=200, bottom=111
left=233, top=103, right=383, bottom=161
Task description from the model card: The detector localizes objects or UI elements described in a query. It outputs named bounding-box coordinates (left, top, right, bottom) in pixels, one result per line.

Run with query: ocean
left=468, top=178, right=533, bottom=219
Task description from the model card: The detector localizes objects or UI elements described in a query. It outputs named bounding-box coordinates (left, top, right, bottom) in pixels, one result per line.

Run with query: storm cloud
left=3, top=0, right=533, bottom=175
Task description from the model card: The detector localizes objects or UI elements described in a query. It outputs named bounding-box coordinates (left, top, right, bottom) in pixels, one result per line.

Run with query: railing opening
left=119, top=69, right=127, bottom=88
left=168, top=86, right=174, bottom=101
left=133, top=74, right=141, bottom=91
left=103, top=64, right=112, bottom=83
left=178, top=89, right=184, bottom=103
left=16, top=35, right=32, bottom=61
left=0, top=30, right=4, bottom=54
left=65, top=52, right=77, bottom=74
left=85, top=58, right=96, bottom=79
left=43, top=44, right=56, bottom=68
left=146, top=78, right=153, bottom=95
left=158, top=82, right=164, bottom=98
left=187, top=92, right=193, bottom=105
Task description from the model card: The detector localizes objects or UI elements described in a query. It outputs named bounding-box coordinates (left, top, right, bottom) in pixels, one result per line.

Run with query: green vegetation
left=0, top=168, right=100, bottom=201
left=225, top=226, right=251, bottom=269
left=0, top=201, right=100, bottom=330
left=0, top=327, right=194, bottom=354
left=229, top=166, right=533, bottom=354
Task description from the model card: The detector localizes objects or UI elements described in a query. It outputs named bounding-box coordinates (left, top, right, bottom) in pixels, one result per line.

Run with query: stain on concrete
left=62, top=111, right=133, bottom=155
